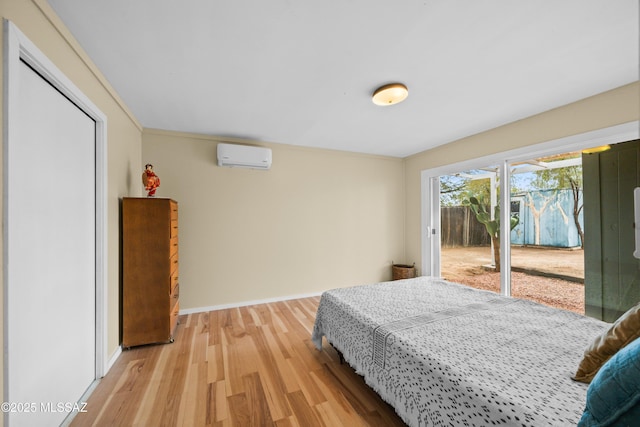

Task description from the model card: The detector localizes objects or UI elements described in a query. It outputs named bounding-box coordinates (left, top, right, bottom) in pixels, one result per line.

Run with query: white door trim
left=3, top=19, right=108, bottom=394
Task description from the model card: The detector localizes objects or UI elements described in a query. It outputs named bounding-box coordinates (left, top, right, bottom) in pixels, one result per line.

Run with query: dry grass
left=441, top=246, right=585, bottom=315
left=447, top=270, right=584, bottom=315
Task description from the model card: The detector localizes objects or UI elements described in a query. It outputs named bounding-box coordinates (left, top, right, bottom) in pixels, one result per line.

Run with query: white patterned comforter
left=311, top=277, right=609, bottom=426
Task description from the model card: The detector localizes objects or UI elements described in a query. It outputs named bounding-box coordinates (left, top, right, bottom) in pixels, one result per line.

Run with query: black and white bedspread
left=311, top=277, right=609, bottom=427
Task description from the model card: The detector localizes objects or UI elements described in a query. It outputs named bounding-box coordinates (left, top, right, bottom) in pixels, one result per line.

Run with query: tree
left=523, top=191, right=556, bottom=246
left=440, top=174, right=491, bottom=206
left=531, top=163, right=583, bottom=247
left=465, top=195, right=519, bottom=272
left=569, top=177, right=584, bottom=248
left=439, top=175, right=468, bottom=206
left=531, top=164, right=581, bottom=190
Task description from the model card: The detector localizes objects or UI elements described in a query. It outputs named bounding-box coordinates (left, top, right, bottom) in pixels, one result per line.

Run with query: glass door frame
left=420, top=122, right=639, bottom=296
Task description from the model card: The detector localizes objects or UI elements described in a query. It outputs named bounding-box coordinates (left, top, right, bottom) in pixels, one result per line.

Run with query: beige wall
left=142, top=130, right=406, bottom=309
left=0, top=0, right=144, bottom=404
left=1, top=1, right=638, bottom=419
left=404, top=82, right=640, bottom=271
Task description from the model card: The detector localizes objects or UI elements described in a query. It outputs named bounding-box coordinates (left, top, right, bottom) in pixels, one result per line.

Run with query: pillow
left=573, top=302, right=640, bottom=383
left=578, top=336, right=640, bottom=427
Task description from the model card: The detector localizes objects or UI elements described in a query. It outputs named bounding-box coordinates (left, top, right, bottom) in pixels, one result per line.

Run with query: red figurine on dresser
left=142, top=163, right=160, bottom=197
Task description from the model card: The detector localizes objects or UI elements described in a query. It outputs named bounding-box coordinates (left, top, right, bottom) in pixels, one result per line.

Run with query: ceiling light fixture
left=372, top=83, right=408, bottom=106
left=582, top=145, right=611, bottom=154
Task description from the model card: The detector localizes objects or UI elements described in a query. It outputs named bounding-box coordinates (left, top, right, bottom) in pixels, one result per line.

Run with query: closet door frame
left=3, top=18, right=108, bottom=396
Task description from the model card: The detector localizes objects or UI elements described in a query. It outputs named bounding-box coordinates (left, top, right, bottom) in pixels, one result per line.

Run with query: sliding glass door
left=421, top=123, right=639, bottom=320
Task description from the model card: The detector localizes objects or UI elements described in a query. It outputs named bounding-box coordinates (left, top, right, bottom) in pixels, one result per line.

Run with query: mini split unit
left=217, top=143, right=272, bottom=170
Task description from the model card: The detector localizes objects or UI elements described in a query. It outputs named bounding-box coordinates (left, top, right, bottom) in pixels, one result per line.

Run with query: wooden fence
left=441, top=206, right=491, bottom=248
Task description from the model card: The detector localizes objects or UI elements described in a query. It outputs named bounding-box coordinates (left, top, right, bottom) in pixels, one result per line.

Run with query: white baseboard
left=179, top=291, right=323, bottom=315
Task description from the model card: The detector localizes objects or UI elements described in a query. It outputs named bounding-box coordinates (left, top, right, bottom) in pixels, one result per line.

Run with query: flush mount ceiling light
left=372, top=83, right=408, bottom=106
left=582, top=145, right=611, bottom=154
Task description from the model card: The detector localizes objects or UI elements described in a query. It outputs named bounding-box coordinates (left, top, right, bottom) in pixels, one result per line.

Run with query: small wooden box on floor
left=122, top=197, right=179, bottom=348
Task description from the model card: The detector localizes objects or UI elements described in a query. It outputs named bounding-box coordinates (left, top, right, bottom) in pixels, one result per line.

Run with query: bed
left=311, top=277, right=611, bottom=426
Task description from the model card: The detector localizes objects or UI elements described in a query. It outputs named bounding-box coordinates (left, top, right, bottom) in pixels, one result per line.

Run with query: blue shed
left=510, top=189, right=583, bottom=248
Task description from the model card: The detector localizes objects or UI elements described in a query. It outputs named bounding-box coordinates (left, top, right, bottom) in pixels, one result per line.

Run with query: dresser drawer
left=170, top=284, right=179, bottom=308
left=170, top=220, right=178, bottom=238
left=170, top=202, right=178, bottom=220
left=170, top=252, right=179, bottom=276
left=170, top=270, right=179, bottom=293
left=170, top=235, right=178, bottom=257
left=170, top=301, right=179, bottom=336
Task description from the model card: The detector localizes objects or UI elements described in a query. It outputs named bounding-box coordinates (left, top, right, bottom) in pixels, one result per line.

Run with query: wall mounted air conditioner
left=217, top=143, right=272, bottom=170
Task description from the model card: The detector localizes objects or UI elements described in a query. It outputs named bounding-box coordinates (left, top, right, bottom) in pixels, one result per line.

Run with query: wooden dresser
left=122, top=197, right=179, bottom=348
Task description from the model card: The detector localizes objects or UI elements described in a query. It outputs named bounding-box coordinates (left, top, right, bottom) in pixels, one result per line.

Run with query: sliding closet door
left=6, top=60, right=96, bottom=426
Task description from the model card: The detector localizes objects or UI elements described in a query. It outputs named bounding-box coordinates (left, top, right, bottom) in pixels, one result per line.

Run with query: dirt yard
left=441, top=246, right=585, bottom=315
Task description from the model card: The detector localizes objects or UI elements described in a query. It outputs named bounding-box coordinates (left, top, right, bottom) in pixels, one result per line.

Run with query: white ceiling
left=48, top=0, right=639, bottom=158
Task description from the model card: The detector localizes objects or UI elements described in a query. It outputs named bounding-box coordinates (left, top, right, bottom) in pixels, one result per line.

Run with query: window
left=421, top=123, right=639, bottom=304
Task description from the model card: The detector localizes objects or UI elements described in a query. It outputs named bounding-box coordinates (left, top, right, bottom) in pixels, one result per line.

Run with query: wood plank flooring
left=70, top=297, right=406, bottom=426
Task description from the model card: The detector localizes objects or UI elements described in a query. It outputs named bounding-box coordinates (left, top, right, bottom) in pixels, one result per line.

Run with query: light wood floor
left=70, top=297, right=406, bottom=426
